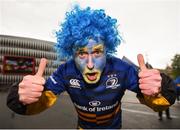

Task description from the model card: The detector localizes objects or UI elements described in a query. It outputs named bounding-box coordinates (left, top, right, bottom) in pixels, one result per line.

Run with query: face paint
left=74, top=39, right=106, bottom=84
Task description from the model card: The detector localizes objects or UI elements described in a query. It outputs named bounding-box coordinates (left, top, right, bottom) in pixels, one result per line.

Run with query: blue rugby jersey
left=45, top=56, right=141, bottom=129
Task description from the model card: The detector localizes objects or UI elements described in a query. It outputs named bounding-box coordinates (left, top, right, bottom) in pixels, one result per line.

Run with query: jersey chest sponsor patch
left=74, top=101, right=119, bottom=112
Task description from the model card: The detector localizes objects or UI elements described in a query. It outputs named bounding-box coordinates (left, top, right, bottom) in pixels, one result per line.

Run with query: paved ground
left=0, top=90, right=180, bottom=129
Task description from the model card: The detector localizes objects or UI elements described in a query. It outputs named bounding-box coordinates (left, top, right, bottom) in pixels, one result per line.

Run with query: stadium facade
left=0, top=35, right=62, bottom=90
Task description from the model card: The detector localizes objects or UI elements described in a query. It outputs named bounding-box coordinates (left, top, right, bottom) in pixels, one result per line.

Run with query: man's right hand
left=18, top=58, right=48, bottom=105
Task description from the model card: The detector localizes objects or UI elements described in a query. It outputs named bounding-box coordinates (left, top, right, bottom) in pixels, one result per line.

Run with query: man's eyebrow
left=93, top=44, right=104, bottom=51
left=77, top=47, right=88, bottom=52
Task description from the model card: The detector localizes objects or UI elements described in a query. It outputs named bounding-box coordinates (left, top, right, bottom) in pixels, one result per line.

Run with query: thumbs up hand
left=137, top=54, right=162, bottom=96
left=18, top=58, right=47, bottom=105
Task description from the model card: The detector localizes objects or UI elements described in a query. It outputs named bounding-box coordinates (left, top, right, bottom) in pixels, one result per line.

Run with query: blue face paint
left=74, top=39, right=106, bottom=84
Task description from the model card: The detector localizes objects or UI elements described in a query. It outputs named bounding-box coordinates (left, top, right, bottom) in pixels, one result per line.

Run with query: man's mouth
left=86, top=72, right=98, bottom=81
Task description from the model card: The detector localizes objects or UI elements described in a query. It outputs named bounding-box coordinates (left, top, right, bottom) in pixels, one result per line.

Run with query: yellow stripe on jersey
left=26, top=91, right=57, bottom=115
left=76, top=103, right=121, bottom=125
left=138, top=94, right=170, bottom=112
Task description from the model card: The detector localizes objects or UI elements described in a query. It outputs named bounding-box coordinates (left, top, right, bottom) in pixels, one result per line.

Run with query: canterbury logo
left=69, top=79, right=81, bottom=89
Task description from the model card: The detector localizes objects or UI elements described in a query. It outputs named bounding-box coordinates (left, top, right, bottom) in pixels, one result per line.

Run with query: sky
left=1, top=0, right=180, bottom=69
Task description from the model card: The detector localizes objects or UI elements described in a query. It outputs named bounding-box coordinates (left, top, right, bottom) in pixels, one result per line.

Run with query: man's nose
left=87, top=55, right=94, bottom=70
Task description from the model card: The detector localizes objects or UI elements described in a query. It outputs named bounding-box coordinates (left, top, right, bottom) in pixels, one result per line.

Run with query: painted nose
left=87, top=55, right=94, bottom=70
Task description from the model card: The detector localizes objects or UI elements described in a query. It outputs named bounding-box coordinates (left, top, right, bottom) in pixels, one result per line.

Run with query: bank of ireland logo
left=106, top=77, right=120, bottom=89
left=89, top=100, right=101, bottom=107
left=69, top=79, right=81, bottom=89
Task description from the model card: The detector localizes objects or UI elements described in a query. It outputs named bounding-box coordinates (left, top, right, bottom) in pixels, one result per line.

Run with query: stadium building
left=0, top=35, right=62, bottom=90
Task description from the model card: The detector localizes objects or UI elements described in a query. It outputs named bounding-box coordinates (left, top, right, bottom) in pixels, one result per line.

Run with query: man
left=174, top=76, right=180, bottom=101
left=7, top=5, right=176, bottom=129
left=158, top=108, right=172, bottom=121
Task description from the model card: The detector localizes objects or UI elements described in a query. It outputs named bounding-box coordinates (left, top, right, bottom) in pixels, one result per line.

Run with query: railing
left=0, top=47, right=57, bottom=60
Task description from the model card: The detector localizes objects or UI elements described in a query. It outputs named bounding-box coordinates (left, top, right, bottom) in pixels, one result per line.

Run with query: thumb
left=36, top=58, right=48, bottom=76
left=137, top=54, right=147, bottom=70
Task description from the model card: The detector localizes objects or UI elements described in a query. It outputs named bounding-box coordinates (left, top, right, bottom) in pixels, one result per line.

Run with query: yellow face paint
left=83, top=68, right=101, bottom=84
left=74, top=39, right=106, bottom=84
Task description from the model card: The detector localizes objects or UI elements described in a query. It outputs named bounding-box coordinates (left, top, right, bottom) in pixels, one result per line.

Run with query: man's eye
left=93, top=50, right=103, bottom=56
left=95, top=51, right=100, bottom=54
left=79, top=52, right=85, bottom=56
left=78, top=52, right=87, bottom=58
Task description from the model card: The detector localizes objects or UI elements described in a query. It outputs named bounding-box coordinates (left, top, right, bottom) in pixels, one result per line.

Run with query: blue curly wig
left=55, top=5, right=122, bottom=60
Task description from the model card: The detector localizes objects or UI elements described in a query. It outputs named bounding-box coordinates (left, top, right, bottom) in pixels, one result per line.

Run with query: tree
left=171, top=54, right=180, bottom=78
left=163, top=65, right=173, bottom=78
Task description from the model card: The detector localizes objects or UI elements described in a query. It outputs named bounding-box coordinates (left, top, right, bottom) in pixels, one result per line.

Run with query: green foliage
left=171, top=54, right=180, bottom=78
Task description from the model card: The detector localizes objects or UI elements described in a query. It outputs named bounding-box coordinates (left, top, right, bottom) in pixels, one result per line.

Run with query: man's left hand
left=137, top=54, right=162, bottom=96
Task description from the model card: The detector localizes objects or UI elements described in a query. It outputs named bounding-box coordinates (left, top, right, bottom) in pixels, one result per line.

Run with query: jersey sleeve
left=125, top=66, right=140, bottom=93
left=44, top=65, right=67, bottom=95
left=124, top=65, right=176, bottom=112
left=7, top=82, right=27, bottom=115
left=137, top=73, right=176, bottom=112
left=7, top=65, right=67, bottom=115
left=6, top=82, right=58, bottom=115
left=25, top=65, right=68, bottom=115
